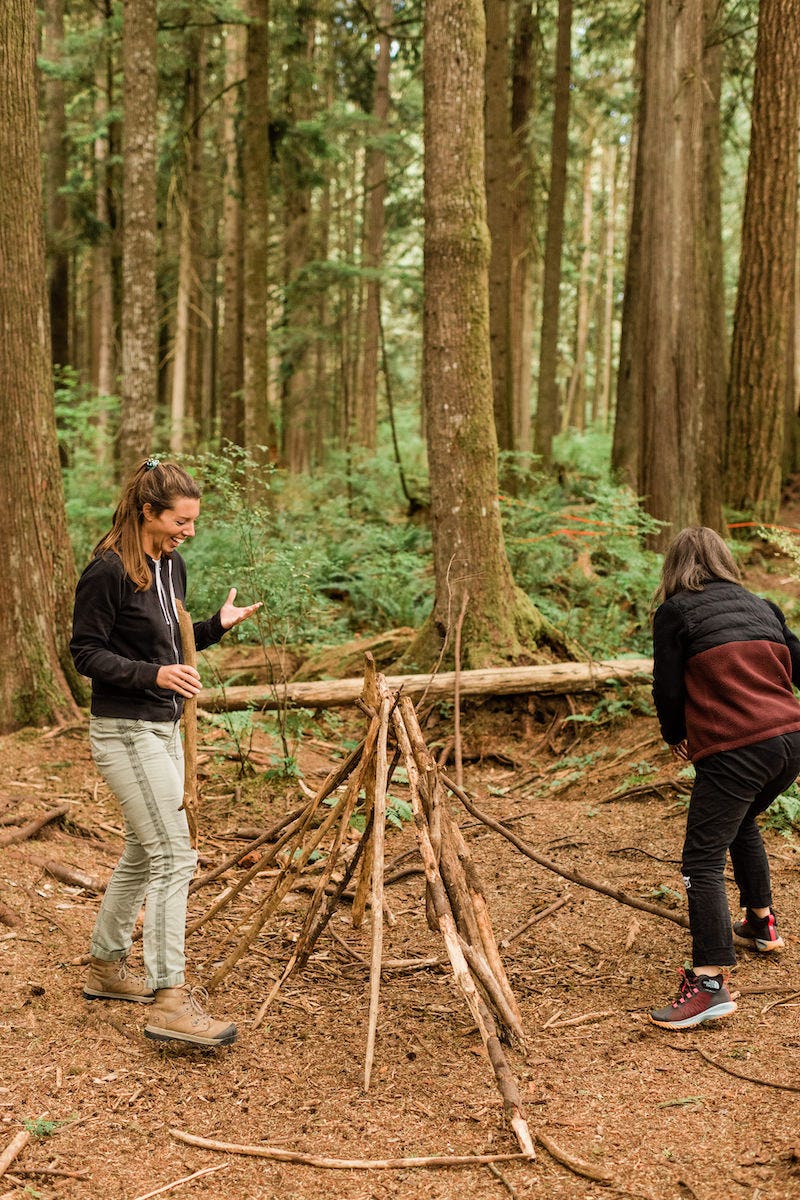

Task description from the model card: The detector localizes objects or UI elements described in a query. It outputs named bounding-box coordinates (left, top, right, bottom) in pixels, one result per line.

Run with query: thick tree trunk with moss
left=724, top=0, right=800, bottom=521
left=0, top=0, right=83, bottom=730
left=411, top=0, right=569, bottom=672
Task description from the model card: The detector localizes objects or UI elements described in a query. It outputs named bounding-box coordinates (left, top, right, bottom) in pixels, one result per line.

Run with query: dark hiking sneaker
left=733, top=908, right=784, bottom=953
left=83, top=954, right=155, bottom=1004
left=144, top=986, right=237, bottom=1048
left=649, top=968, right=737, bottom=1030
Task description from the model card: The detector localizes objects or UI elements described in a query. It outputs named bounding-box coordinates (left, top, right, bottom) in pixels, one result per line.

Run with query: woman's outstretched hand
left=219, top=587, right=263, bottom=631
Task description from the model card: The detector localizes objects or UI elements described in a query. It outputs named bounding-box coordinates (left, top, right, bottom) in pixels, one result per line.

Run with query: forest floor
left=3, top=553, right=800, bottom=1200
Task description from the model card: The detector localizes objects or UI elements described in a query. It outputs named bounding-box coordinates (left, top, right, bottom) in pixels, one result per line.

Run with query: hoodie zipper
left=153, top=559, right=180, bottom=720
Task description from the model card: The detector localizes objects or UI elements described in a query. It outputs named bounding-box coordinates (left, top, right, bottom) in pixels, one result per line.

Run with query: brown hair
left=93, top=459, right=201, bottom=591
left=654, top=526, right=741, bottom=605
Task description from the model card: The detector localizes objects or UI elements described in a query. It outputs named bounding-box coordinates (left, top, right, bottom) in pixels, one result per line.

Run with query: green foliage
left=25, top=1116, right=60, bottom=1138
left=502, top=428, right=663, bottom=657
left=763, top=782, right=800, bottom=839
left=55, top=367, right=119, bottom=568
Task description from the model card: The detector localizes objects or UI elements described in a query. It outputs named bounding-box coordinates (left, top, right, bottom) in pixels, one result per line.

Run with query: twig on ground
left=499, top=895, right=570, bottom=948
left=0, top=1129, right=31, bottom=1178
left=485, top=1161, right=519, bottom=1197
left=665, top=1044, right=800, bottom=1092
left=545, top=1009, right=615, bottom=1030
left=760, top=989, right=800, bottom=1014
left=364, top=692, right=391, bottom=1091
left=170, top=1130, right=532, bottom=1169
left=131, top=1162, right=230, bottom=1200
left=0, top=804, right=71, bottom=849
left=534, top=1130, right=614, bottom=1184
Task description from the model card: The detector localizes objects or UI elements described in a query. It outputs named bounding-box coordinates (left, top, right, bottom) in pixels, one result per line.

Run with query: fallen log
left=27, top=856, right=108, bottom=894
left=0, top=804, right=71, bottom=849
left=196, top=657, right=654, bottom=712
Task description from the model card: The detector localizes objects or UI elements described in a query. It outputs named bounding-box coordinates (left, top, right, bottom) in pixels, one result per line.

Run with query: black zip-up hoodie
left=70, top=550, right=224, bottom=721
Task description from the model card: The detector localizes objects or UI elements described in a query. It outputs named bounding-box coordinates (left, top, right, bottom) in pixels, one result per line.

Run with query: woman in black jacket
left=71, top=458, right=260, bottom=1048
left=649, top=526, right=800, bottom=1029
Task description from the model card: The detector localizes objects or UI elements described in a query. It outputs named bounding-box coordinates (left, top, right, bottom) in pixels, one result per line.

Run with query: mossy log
left=196, top=656, right=653, bottom=712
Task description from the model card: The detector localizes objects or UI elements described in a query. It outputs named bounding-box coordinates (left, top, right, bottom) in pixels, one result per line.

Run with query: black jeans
left=681, top=731, right=800, bottom=967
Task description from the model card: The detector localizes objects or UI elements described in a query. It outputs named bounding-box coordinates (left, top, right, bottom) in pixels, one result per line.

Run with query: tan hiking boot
left=83, top=955, right=155, bottom=1004
left=144, top=987, right=237, bottom=1048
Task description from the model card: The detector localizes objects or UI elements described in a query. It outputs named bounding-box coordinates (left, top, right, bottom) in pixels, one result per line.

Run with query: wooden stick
left=364, top=693, right=391, bottom=1091
left=499, top=895, right=570, bottom=948
left=390, top=705, right=534, bottom=1158
left=399, top=697, right=522, bottom=1031
left=442, top=776, right=751, bottom=947
left=169, top=1129, right=531, bottom=1170
left=131, top=1162, right=229, bottom=1200
left=250, top=726, right=379, bottom=1024
left=0, top=1130, right=30, bottom=1178
left=189, top=803, right=308, bottom=896
left=534, top=1131, right=613, bottom=1184
left=0, top=804, right=70, bottom=849
left=195, top=657, right=654, bottom=712
left=453, top=591, right=469, bottom=788
left=176, top=600, right=199, bottom=848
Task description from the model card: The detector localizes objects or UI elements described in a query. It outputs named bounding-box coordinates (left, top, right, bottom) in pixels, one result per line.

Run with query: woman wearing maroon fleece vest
left=649, top=526, right=800, bottom=1030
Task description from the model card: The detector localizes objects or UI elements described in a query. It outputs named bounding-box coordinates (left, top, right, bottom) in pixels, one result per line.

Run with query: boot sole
left=649, top=1000, right=737, bottom=1030
left=143, top=1025, right=237, bottom=1048
left=84, top=989, right=155, bottom=1004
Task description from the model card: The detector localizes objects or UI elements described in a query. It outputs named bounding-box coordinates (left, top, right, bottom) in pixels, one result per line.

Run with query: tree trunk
left=509, top=0, right=538, bottom=453
left=280, top=5, right=316, bottom=473
left=594, top=141, right=617, bottom=428
left=242, top=0, right=272, bottom=472
left=118, top=0, right=158, bottom=471
left=170, top=31, right=204, bottom=455
left=42, top=0, right=70, bottom=371
left=724, top=0, right=800, bottom=521
left=698, top=0, right=726, bottom=530
left=355, top=0, right=393, bottom=452
left=89, top=1, right=115, bottom=412
left=564, top=135, right=595, bottom=431
left=533, top=0, right=572, bottom=467
left=611, top=19, right=644, bottom=487
left=485, top=0, right=514, bottom=454
left=219, top=25, right=246, bottom=448
left=619, top=0, right=723, bottom=549
left=410, top=0, right=569, bottom=670
left=0, top=0, right=83, bottom=730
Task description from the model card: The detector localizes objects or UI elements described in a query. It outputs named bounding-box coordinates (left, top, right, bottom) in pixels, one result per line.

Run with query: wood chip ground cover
left=1, top=704, right=800, bottom=1200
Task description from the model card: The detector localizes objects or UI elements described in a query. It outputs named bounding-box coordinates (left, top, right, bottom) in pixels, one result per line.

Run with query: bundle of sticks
left=192, top=654, right=533, bottom=1157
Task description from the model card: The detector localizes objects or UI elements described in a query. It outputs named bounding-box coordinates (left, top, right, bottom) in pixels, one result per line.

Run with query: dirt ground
left=3, top=666, right=800, bottom=1200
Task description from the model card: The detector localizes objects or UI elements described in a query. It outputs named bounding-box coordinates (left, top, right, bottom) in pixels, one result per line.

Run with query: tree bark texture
left=242, top=0, right=272, bottom=471
left=419, top=0, right=565, bottom=668
left=533, top=0, right=572, bottom=467
left=42, top=0, right=70, bottom=370
left=485, top=0, right=514, bottom=453
left=624, top=0, right=724, bottom=548
left=219, top=26, right=246, bottom=447
left=509, top=0, right=538, bottom=452
left=281, top=3, right=316, bottom=473
left=0, top=0, right=83, bottom=730
left=118, top=0, right=158, bottom=470
left=724, top=0, right=800, bottom=521
left=89, top=2, right=116, bottom=409
left=356, top=0, right=393, bottom=452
